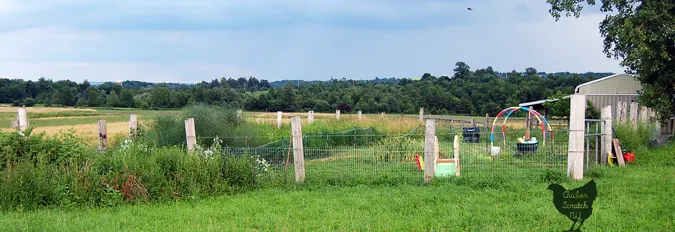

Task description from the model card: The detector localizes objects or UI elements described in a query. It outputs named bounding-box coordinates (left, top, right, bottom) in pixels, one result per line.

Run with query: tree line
left=0, top=62, right=610, bottom=116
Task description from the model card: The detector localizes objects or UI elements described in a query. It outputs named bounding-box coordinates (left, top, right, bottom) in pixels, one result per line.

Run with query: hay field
left=0, top=106, right=173, bottom=141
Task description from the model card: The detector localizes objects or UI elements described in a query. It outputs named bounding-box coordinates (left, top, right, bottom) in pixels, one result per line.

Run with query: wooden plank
left=424, top=119, right=436, bottom=183
left=291, top=116, right=306, bottom=183
left=601, top=105, right=612, bottom=165
left=358, top=110, right=363, bottom=120
left=276, top=111, right=282, bottom=128
left=419, top=107, right=424, bottom=122
left=308, top=111, right=314, bottom=124
left=629, top=102, right=638, bottom=125
left=567, top=94, right=586, bottom=180
left=98, top=120, right=107, bottom=153
left=336, top=110, right=340, bottom=120
left=184, top=118, right=196, bottom=152
left=453, top=135, right=460, bottom=177
left=612, top=139, right=626, bottom=167
left=129, top=114, right=138, bottom=139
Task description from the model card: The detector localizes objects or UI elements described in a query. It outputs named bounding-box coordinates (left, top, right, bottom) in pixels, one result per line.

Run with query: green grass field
left=1, top=144, right=672, bottom=231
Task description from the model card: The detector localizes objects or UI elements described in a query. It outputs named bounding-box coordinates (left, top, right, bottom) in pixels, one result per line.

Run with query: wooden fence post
left=568, top=94, right=586, bottom=180
left=453, top=135, right=460, bottom=177
left=616, top=101, right=622, bottom=121
left=129, top=114, right=138, bottom=139
left=419, top=107, right=424, bottom=122
left=291, top=116, right=305, bottom=183
left=601, top=105, right=612, bottom=165
left=98, top=120, right=107, bottom=153
left=629, top=102, right=638, bottom=125
left=308, top=111, right=314, bottom=124
left=358, top=110, right=362, bottom=120
left=184, top=118, right=196, bottom=152
left=424, top=119, right=436, bottom=183
left=276, top=111, right=282, bottom=129
left=640, top=106, right=648, bottom=123
left=237, top=110, right=243, bottom=120
left=336, top=110, right=340, bottom=120
left=16, top=107, right=29, bottom=133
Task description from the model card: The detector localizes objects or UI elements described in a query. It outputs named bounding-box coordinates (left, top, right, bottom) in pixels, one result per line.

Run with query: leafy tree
left=107, top=90, right=120, bottom=107
left=87, top=87, right=104, bottom=107
left=279, top=82, right=297, bottom=111
left=547, top=0, right=675, bottom=120
left=119, top=89, right=135, bottom=108
left=151, top=87, right=172, bottom=108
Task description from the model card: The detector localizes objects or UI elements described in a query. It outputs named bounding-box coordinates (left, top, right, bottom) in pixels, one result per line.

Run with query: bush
left=0, top=131, right=262, bottom=211
left=11, top=100, right=21, bottom=107
left=22, top=98, right=36, bottom=107
left=145, top=104, right=244, bottom=147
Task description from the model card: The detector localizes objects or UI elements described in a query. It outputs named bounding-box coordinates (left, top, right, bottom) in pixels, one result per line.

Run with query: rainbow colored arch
left=490, top=107, right=554, bottom=147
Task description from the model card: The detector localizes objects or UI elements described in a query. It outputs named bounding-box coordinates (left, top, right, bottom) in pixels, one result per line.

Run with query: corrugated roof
left=574, top=74, right=635, bottom=93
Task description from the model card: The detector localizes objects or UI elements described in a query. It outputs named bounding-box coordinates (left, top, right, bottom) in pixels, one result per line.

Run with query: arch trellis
left=490, top=106, right=554, bottom=147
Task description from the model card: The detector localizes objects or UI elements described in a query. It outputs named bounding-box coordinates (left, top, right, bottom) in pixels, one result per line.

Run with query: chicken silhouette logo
left=548, top=179, right=597, bottom=231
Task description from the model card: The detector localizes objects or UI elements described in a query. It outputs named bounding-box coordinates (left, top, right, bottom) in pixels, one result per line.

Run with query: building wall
left=586, top=94, right=638, bottom=119
left=577, top=74, right=642, bottom=94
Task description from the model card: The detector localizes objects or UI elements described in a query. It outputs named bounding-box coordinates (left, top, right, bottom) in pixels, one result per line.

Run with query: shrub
left=11, top=100, right=21, bottom=107
left=22, top=98, right=36, bottom=107
left=146, top=104, right=244, bottom=147
left=0, top=131, right=262, bottom=211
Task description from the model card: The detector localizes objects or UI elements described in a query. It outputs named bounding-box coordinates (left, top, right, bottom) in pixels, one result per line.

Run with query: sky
left=0, top=0, right=623, bottom=83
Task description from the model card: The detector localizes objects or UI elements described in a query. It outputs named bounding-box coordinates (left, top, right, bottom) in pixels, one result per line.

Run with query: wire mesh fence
left=204, top=121, right=573, bottom=186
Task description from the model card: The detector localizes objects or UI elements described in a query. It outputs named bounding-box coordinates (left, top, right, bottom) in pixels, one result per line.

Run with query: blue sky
left=0, top=0, right=622, bottom=83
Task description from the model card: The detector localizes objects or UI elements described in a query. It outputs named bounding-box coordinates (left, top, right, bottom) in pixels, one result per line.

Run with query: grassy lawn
left=1, top=143, right=673, bottom=231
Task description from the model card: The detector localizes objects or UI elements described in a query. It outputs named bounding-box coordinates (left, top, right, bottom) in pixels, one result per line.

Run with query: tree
left=107, top=90, right=120, bottom=107
left=453, top=62, right=471, bottom=79
left=547, top=0, right=675, bottom=120
left=279, top=82, right=297, bottom=111
left=119, top=89, right=135, bottom=108
left=87, top=87, right=104, bottom=107
left=151, top=87, right=172, bottom=108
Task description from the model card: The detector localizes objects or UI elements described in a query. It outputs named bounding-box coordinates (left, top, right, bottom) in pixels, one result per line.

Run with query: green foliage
left=374, top=137, right=420, bottom=162
left=543, top=92, right=600, bottom=119
left=119, top=89, right=135, bottom=108
left=106, top=90, right=120, bottom=107
left=22, top=98, right=35, bottom=107
left=547, top=0, right=675, bottom=120
left=150, top=87, right=172, bottom=108
left=0, top=130, right=261, bottom=211
left=613, top=122, right=657, bottom=152
left=87, top=86, right=104, bottom=107
left=145, top=104, right=243, bottom=147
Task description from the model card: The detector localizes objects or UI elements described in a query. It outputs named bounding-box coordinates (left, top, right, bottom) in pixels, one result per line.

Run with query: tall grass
left=0, top=129, right=263, bottom=211
left=613, top=122, right=657, bottom=152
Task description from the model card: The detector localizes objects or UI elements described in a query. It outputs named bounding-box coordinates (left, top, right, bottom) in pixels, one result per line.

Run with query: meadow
left=0, top=105, right=672, bottom=231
